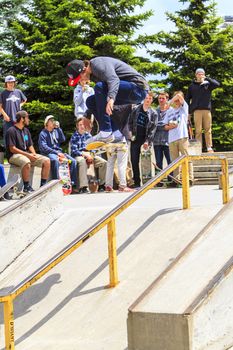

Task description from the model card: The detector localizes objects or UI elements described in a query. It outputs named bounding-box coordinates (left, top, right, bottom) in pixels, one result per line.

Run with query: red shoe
left=118, top=186, right=135, bottom=192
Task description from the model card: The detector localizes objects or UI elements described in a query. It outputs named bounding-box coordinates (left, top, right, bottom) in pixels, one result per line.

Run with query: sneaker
left=79, top=186, right=90, bottom=194
left=98, top=184, right=105, bottom=192
left=105, top=185, right=113, bottom=192
left=4, top=192, right=12, bottom=200
left=207, top=147, right=214, bottom=153
left=85, top=132, right=115, bottom=145
left=118, top=186, right=135, bottom=192
left=130, top=183, right=141, bottom=189
left=23, top=184, right=35, bottom=193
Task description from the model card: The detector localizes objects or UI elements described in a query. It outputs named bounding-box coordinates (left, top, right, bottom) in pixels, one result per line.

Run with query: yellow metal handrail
left=0, top=154, right=229, bottom=349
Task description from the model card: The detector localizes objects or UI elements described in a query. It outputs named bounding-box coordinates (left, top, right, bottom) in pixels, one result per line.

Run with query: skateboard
left=86, top=141, right=127, bottom=156
left=59, top=160, right=72, bottom=195
left=140, top=147, right=152, bottom=184
left=0, top=174, right=23, bottom=200
left=152, top=162, right=182, bottom=187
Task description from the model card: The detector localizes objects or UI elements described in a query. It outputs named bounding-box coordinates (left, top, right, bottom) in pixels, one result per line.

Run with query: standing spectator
left=153, top=92, right=172, bottom=178
left=70, top=117, right=107, bottom=193
left=73, top=81, right=94, bottom=118
left=164, top=91, right=194, bottom=185
left=0, top=75, right=27, bottom=143
left=186, top=68, right=220, bottom=152
left=5, top=110, right=50, bottom=193
left=105, top=130, right=134, bottom=193
left=129, top=92, right=158, bottom=188
left=38, top=115, right=78, bottom=193
left=65, top=57, right=149, bottom=143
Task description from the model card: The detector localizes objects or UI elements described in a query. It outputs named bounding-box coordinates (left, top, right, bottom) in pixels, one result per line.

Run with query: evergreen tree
left=0, top=0, right=161, bottom=148
left=149, top=0, right=233, bottom=150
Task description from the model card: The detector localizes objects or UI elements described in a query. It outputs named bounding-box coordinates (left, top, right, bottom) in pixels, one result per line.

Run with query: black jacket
left=186, top=77, right=220, bottom=114
left=128, top=104, right=158, bottom=144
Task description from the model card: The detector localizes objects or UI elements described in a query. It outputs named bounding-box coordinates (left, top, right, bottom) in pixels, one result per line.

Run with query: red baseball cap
left=66, top=59, right=84, bottom=87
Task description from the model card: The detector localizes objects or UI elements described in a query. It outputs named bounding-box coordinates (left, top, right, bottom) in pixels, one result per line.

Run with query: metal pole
left=107, top=219, right=119, bottom=287
left=221, top=158, right=229, bottom=204
left=182, top=158, right=190, bottom=209
left=4, top=298, right=15, bottom=350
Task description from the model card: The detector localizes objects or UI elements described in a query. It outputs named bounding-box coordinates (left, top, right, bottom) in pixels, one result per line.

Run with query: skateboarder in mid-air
left=66, top=57, right=149, bottom=144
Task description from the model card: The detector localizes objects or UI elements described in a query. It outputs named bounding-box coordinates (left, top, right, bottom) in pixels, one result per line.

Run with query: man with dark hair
left=5, top=110, right=50, bottom=193
left=0, top=75, right=27, bottom=143
left=66, top=57, right=149, bottom=143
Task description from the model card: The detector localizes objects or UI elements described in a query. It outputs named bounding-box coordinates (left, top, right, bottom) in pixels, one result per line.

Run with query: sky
left=139, top=0, right=233, bottom=35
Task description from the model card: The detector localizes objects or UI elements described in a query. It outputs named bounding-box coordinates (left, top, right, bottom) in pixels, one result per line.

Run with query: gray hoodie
left=90, top=56, right=149, bottom=101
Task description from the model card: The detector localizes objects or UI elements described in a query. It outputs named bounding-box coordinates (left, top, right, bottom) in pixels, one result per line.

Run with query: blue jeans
left=86, top=81, right=147, bottom=132
left=47, top=153, right=78, bottom=186
left=3, top=121, right=15, bottom=146
left=153, top=145, right=173, bottom=181
left=0, top=164, right=7, bottom=187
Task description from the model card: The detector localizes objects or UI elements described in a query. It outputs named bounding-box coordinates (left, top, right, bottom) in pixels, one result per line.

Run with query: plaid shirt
left=70, top=131, right=91, bottom=157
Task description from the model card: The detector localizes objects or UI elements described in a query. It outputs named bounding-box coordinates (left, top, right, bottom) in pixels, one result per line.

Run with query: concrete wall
left=0, top=180, right=63, bottom=273
left=127, top=199, right=233, bottom=350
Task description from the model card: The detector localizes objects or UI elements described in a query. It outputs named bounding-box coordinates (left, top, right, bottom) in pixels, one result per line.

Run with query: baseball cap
left=66, top=59, right=84, bottom=86
left=44, top=115, right=55, bottom=126
left=195, top=68, right=205, bottom=74
left=5, top=75, right=16, bottom=83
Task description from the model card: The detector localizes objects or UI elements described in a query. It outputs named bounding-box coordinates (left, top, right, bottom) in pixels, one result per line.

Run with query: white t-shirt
left=73, top=84, right=94, bottom=117
left=163, top=101, right=189, bottom=143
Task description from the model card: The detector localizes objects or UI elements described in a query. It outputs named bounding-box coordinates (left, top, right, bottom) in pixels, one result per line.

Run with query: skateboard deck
left=0, top=174, right=20, bottom=199
left=152, top=162, right=182, bottom=187
left=86, top=141, right=127, bottom=156
left=59, top=160, right=72, bottom=195
left=140, top=148, right=152, bottom=184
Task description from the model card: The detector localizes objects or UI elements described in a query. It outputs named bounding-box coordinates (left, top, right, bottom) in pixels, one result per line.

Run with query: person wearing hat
left=0, top=75, right=27, bottom=144
left=65, top=57, right=149, bottom=144
left=186, top=68, right=220, bottom=152
left=5, top=110, right=50, bottom=193
left=38, top=115, right=78, bottom=193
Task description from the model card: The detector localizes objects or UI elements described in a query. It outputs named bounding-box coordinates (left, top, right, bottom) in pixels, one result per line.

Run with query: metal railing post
left=107, top=219, right=119, bottom=287
left=221, top=158, right=229, bottom=204
left=4, top=298, right=15, bottom=350
left=182, top=158, right=190, bottom=209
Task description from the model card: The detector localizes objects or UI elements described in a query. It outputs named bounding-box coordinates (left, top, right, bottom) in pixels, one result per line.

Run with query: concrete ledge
left=0, top=180, right=63, bottom=273
left=219, top=167, right=233, bottom=189
left=3, top=163, right=49, bottom=190
left=127, top=198, right=233, bottom=350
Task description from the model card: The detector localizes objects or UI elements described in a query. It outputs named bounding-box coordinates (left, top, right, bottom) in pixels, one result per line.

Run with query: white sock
left=99, top=131, right=112, bottom=137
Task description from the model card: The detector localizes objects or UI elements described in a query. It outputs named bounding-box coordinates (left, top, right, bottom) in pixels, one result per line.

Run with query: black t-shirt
left=6, top=125, right=33, bottom=160
left=136, top=105, right=148, bottom=140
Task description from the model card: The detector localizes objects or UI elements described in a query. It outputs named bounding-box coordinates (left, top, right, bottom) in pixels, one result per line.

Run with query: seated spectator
left=38, top=115, right=78, bottom=193
left=5, top=110, right=50, bottom=193
left=74, top=80, right=94, bottom=118
left=0, top=163, right=11, bottom=200
left=70, top=117, right=107, bottom=193
left=128, top=92, right=158, bottom=188
left=105, top=130, right=134, bottom=193
left=164, top=91, right=194, bottom=185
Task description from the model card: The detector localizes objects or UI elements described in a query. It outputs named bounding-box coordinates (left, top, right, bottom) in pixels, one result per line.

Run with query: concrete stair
left=193, top=151, right=233, bottom=185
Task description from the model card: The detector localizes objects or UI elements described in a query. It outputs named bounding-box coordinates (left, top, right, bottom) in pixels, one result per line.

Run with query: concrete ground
left=0, top=185, right=232, bottom=350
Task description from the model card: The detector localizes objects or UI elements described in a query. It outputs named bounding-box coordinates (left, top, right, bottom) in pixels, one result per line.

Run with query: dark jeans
left=130, top=140, right=144, bottom=186
left=3, top=121, right=15, bottom=146
left=47, top=153, right=78, bottom=186
left=153, top=144, right=173, bottom=181
left=86, top=81, right=147, bottom=132
left=0, top=164, right=7, bottom=187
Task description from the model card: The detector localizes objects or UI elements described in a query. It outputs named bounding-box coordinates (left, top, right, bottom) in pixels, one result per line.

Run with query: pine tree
left=0, top=0, right=161, bottom=148
left=149, top=0, right=233, bottom=150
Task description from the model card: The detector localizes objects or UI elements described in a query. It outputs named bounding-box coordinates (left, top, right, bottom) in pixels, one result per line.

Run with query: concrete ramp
left=127, top=197, right=233, bottom=350
left=0, top=185, right=230, bottom=349
left=0, top=180, right=63, bottom=273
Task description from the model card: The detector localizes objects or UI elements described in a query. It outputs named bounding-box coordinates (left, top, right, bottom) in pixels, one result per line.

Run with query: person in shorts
left=5, top=110, right=50, bottom=193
